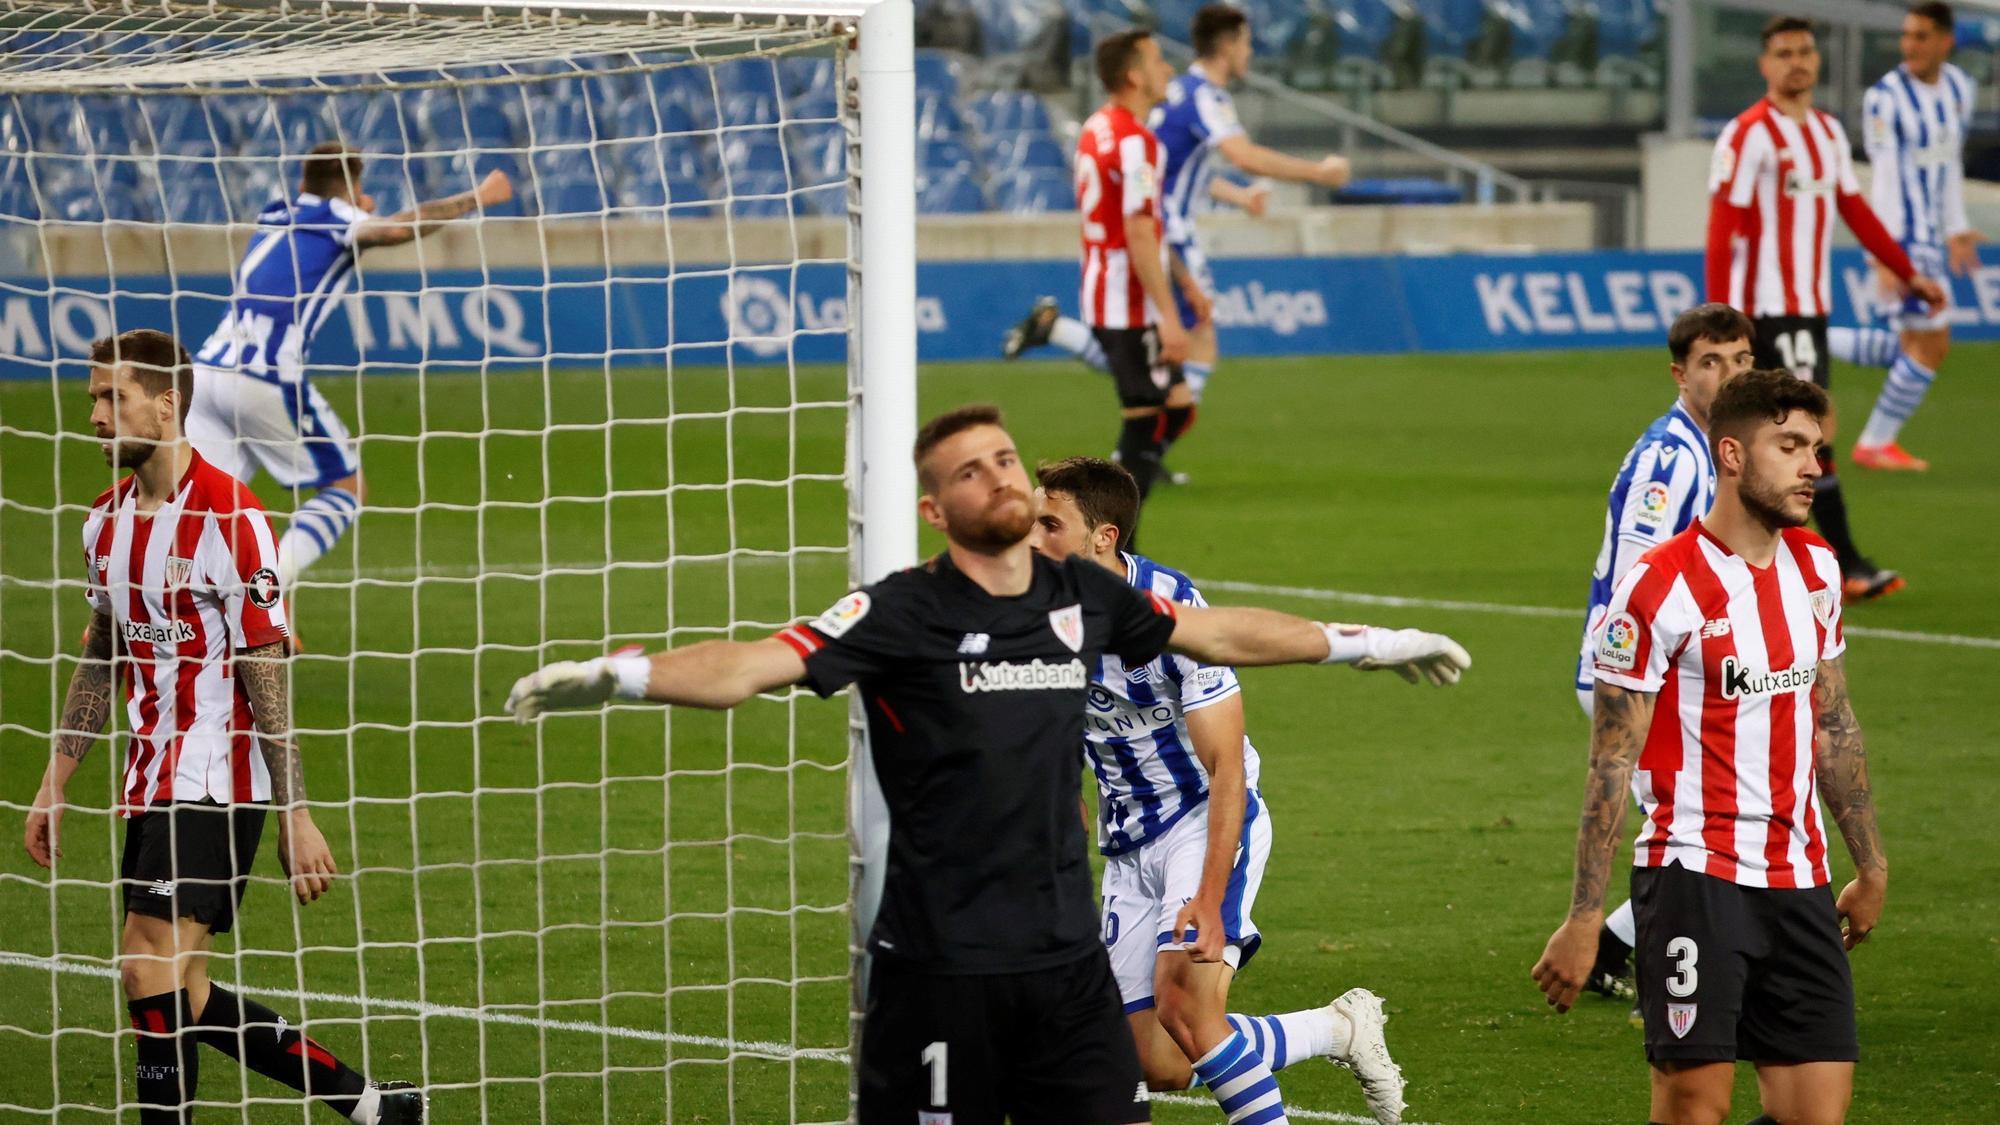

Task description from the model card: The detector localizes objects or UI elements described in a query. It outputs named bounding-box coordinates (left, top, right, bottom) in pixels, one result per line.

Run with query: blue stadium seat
left=233, top=171, right=285, bottom=219
left=785, top=123, right=844, bottom=185
left=720, top=92, right=782, bottom=127
left=921, top=137, right=977, bottom=176
left=721, top=131, right=788, bottom=176
left=786, top=89, right=840, bottom=125
left=989, top=133, right=1066, bottom=171
left=241, top=97, right=331, bottom=157
left=966, top=91, right=1051, bottom=135
left=339, top=96, right=409, bottom=154
left=1335, top=176, right=1464, bottom=205
left=778, top=57, right=836, bottom=100
left=530, top=147, right=599, bottom=184
left=1337, top=0, right=1401, bottom=59
left=648, top=68, right=719, bottom=128
left=93, top=157, right=143, bottom=195
left=539, top=176, right=607, bottom=215
left=713, top=57, right=781, bottom=101
left=1597, top=0, right=1659, bottom=59
left=607, top=135, right=715, bottom=189
left=75, top=96, right=138, bottom=155
left=916, top=95, right=966, bottom=141
left=918, top=173, right=987, bottom=214
left=914, top=50, right=962, bottom=99
left=48, top=184, right=106, bottom=222
left=795, top=181, right=844, bottom=216
left=728, top=172, right=792, bottom=218
left=429, top=152, right=526, bottom=215
left=361, top=158, right=426, bottom=214
left=529, top=100, right=597, bottom=144
left=664, top=176, right=718, bottom=218
left=990, top=168, right=1073, bottom=214
left=144, top=98, right=236, bottom=157
left=163, top=168, right=232, bottom=223
left=27, top=153, right=90, bottom=196
left=611, top=99, right=698, bottom=140
left=0, top=181, right=39, bottom=220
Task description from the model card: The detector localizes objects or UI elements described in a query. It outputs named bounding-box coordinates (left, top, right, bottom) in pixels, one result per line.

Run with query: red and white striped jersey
left=1707, top=99, right=1865, bottom=318
left=1590, top=520, right=1845, bottom=889
left=80, top=452, right=290, bottom=813
left=1076, top=103, right=1167, bottom=329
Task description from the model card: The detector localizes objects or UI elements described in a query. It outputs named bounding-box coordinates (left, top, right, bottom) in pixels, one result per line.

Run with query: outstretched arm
left=238, top=641, right=339, bottom=904
left=25, top=611, right=115, bottom=868
left=1813, top=656, right=1888, bottom=949
left=507, top=637, right=808, bottom=720
left=1532, top=680, right=1654, bottom=1012
left=1215, top=134, right=1349, bottom=189
left=352, top=169, right=514, bottom=249
left=1165, top=604, right=1469, bottom=684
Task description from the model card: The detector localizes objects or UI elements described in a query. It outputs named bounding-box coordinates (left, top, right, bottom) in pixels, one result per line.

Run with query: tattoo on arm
left=238, top=641, right=306, bottom=807
left=1812, top=657, right=1886, bottom=874
left=1570, top=683, right=1654, bottom=918
left=54, top=612, right=116, bottom=761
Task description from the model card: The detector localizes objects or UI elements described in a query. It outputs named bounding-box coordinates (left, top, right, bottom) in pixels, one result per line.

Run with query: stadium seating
left=918, top=172, right=988, bottom=214
left=989, top=168, right=1073, bottom=214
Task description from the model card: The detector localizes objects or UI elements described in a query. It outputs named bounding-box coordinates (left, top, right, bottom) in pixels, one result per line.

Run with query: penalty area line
left=0, top=952, right=1416, bottom=1124
left=1198, top=577, right=2000, bottom=652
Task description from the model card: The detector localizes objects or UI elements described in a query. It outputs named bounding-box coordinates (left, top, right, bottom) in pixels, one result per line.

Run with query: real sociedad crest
left=1049, top=604, right=1084, bottom=653
left=1667, top=1002, right=1697, bottom=1039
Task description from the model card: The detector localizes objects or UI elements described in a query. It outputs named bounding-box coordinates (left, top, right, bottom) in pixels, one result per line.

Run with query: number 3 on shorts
left=1665, top=936, right=1699, bottom=998
left=922, top=1040, right=948, bottom=1107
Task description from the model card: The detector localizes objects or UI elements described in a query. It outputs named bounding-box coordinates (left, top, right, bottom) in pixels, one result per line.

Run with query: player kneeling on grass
left=1034, top=456, right=1445, bottom=1125
left=506, top=404, right=1468, bottom=1125
left=23, top=330, right=422, bottom=1124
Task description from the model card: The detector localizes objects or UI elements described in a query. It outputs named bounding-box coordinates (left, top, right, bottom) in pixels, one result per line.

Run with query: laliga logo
left=725, top=276, right=948, bottom=356
left=1210, top=283, right=1328, bottom=336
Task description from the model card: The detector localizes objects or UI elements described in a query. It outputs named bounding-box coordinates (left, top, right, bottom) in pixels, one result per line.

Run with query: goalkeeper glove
left=506, top=650, right=650, bottom=721
left=1319, top=624, right=1472, bottom=686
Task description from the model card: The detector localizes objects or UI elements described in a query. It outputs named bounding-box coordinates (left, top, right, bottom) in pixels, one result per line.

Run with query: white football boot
left=1327, top=987, right=1406, bottom=1124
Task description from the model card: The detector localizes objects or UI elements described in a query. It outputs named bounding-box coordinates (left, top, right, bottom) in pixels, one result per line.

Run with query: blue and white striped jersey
left=1575, top=399, right=1714, bottom=693
left=1084, top=551, right=1262, bottom=856
left=195, top=193, right=369, bottom=384
left=1862, top=62, right=1974, bottom=251
left=1148, top=64, right=1244, bottom=248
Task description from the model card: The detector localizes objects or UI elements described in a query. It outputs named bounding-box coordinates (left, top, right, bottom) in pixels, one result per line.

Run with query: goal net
left=0, top=1, right=914, bottom=1120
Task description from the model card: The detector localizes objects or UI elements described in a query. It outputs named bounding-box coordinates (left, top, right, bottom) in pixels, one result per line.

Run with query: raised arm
left=25, top=610, right=116, bottom=868
left=1215, top=134, right=1349, bottom=189
left=237, top=641, right=339, bottom=904
left=352, top=169, right=513, bottom=249
left=1532, top=680, right=1656, bottom=1012
left=506, top=636, right=808, bottom=720
left=1208, top=176, right=1269, bottom=217
left=1170, top=693, right=1246, bottom=962
left=1811, top=655, right=1888, bottom=949
left=1165, top=604, right=1469, bottom=684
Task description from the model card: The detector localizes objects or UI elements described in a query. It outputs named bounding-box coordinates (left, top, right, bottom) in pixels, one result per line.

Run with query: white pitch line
left=0, top=951, right=1423, bottom=1124
left=1199, top=577, right=2000, bottom=652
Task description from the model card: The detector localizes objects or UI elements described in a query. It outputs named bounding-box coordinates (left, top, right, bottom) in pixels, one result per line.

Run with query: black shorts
left=1091, top=326, right=1184, bottom=411
left=858, top=948, right=1149, bottom=1125
left=1753, top=315, right=1831, bottom=389
left=1632, top=862, right=1858, bottom=1065
left=121, top=800, right=267, bottom=935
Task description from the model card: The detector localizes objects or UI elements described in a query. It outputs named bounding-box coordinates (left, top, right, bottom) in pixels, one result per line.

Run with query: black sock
left=1116, top=414, right=1166, bottom=500
left=129, top=990, right=198, bottom=1124
left=1162, top=404, right=1196, bottom=450
left=1810, top=448, right=1867, bottom=573
left=196, top=985, right=367, bottom=1117
left=1591, top=922, right=1633, bottom=977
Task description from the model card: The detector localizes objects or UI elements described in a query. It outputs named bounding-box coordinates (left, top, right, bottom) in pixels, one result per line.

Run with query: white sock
left=277, top=486, right=359, bottom=586
left=347, top=1084, right=381, bottom=1125
left=1858, top=353, right=1936, bottom=447
left=1184, top=360, right=1215, bottom=403
left=1606, top=899, right=1637, bottom=946
left=1227, top=1007, right=1343, bottom=1071
left=1828, top=325, right=1900, bottom=369
left=1048, top=315, right=1109, bottom=372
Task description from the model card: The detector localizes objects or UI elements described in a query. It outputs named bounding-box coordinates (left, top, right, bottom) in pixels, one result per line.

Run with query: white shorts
left=186, top=365, right=360, bottom=490
left=1873, top=242, right=1952, bottom=333
left=1100, top=789, right=1272, bottom=1013
left=1169, top=235, right=1215, bottom=331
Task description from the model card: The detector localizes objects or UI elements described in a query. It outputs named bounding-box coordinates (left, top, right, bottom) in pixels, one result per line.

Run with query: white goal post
left=0, top=0, right=914, bottom=1120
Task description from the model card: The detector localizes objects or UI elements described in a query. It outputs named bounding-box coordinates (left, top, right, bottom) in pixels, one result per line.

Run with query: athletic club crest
left=1048, top=604, right=1084, bottom=653
left=163, top=555, right=194, bottom=591
left=1809, top=587, right=1835, bottom=628
left=1667, top=1002, right=1698, bottom=1039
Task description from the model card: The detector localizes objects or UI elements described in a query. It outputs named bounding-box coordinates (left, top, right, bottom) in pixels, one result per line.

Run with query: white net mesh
left=1, top=3, right=868, bottom=1120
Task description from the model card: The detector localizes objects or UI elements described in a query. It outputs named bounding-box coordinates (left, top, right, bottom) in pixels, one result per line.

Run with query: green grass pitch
left=2, top=346, right=1995, bottom=1123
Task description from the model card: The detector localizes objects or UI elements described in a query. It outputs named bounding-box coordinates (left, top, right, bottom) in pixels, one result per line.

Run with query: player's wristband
left=1317, top=623, right=1372, bottom=665
left=607, top=654, right=652, bottom=700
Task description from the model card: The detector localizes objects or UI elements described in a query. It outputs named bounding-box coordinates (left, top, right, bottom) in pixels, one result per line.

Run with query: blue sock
left=1184, top=360, right=1215, bottom=403
left=278, top=486, right=359, bottom=585
left=1859, top=353, right=1936, bottom=447
left=1190, top=1030, right=1289, bottom=1124
left=1828, top=325, right=1899, bottom=368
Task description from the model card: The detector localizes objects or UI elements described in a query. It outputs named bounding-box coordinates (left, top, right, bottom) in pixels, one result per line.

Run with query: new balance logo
left=956, top=632, right=990, bottom=655
left=1134, top=1081, right=1148, bottom=1103
left=1700, top=618, right=1732, bottom=639
left=148, top=880, right=173, bottom=897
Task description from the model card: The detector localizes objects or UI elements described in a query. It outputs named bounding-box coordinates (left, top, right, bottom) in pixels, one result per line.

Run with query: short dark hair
left=1036, top=456, right=1141, bottom=554
left=1761, top=15, right=1815, bottom=47
left=1191, top=4, right=1249, bottom=57
left=914, top=403, right=1006, bottom=492
left=1667, top=303, right=1755, bottom=364
left=1909, top=2, right=1954, bottom=32
left=1707, top=368, right=1828, bottom=460
left=1095, top=29, right=1154, bottom=94
left=300, top=141, right=365, bottom=199
left=90, top=329, right=194, bottom=425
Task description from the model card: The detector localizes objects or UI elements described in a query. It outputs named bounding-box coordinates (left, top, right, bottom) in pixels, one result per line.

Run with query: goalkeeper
left=508, top=404, right=1469, bottom=1123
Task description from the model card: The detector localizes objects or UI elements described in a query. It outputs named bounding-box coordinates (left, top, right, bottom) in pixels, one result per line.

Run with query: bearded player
left=24, top=330, right=422, bottom=1123
left=1536, top=369, right=1889, bottom=1125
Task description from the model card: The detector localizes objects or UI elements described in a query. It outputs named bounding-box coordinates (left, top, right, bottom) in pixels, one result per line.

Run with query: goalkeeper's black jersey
left=775, top=551, right=1178, bottom=974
